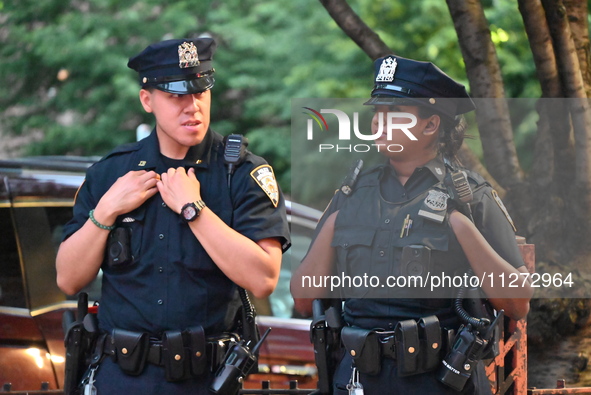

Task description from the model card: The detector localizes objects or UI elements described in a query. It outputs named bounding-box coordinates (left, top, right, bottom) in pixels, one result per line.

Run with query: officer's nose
left=183, top=94, right=200, bottom=113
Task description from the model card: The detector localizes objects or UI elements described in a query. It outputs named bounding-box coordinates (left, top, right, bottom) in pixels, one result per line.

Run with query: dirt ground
left=528, top=322, right=591, bottom=389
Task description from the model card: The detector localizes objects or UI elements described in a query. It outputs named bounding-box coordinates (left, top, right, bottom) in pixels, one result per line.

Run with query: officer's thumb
left=188, top=167, right=197, bottom=179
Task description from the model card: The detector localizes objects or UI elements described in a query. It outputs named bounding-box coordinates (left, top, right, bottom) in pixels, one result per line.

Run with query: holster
left=395, top=316, right=442, bottom=377
left=341, top=326, right=381, bottom=376
left=111, top=329, right=149, bottom=376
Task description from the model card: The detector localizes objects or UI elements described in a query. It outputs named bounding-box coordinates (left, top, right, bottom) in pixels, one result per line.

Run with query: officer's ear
left=422, top=114, right=440, bottom=137
left=139, top=88, right=154, bottom=114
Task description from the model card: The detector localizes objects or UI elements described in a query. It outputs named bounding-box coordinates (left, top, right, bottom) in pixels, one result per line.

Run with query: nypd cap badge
left=178, top=41, right=200, bottom=69
left=375, top=56, right=397, bottom=82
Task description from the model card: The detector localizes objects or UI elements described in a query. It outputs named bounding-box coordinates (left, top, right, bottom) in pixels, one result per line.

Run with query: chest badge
left=418, top=189, right=449, bottom=224
left=424, top=189, right=448, bottom=211
left=250, top=165, right=279, bottom=208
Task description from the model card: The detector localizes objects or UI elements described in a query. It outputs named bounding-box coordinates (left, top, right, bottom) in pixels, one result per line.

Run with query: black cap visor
left=153, top=75, right=215, bottom=94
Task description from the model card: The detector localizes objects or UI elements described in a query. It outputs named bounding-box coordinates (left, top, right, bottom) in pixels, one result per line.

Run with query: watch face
left=183, top=205, right=197, bottom=220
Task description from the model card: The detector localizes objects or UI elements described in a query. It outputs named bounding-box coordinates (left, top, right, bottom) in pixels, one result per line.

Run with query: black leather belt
left=376, top=331, right=397, bottom=360
left=100, top=335, right=165, bottom=365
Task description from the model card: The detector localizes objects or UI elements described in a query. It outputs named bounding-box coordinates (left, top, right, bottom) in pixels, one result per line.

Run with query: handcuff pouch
left=341, top=326, right=381, bottom=376
left=111, top=329, right=149, bottom=376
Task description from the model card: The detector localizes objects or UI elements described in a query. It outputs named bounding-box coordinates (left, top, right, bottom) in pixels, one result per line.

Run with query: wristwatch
left=180, top=200, right=206, bottom=222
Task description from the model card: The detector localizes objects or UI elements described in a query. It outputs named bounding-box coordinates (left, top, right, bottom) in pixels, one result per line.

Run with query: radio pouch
left=186, top=326, right=207, bottom=376
left=395, top=319, right=420, bottom=376
left=162, top=330, right=191, bottom=382
left=111, top=329, right=149, bottom=376
left=207, top=334, right=235, bottom=372
left=341, top=326, right=381, bottom=376
left=418, top=316, right=442, bottom=372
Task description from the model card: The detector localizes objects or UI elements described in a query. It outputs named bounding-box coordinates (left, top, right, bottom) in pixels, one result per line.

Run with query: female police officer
left=56, top=37, right=290, bottom=394
left=291, top=55, right=532, bottom=394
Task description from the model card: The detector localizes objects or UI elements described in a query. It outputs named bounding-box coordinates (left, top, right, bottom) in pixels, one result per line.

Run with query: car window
left=0, top=208, right=26, bottom=308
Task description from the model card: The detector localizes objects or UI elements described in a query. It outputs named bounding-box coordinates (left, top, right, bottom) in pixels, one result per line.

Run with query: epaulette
left=341, top=162, right=385, bottom=196
left=96, top=141, right=142, bottom=164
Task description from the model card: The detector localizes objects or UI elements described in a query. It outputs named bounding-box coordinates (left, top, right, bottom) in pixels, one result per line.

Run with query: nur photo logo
left=302, top=106, right=419, bottom=153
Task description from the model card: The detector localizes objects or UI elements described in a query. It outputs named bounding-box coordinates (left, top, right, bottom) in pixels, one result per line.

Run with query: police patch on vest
left=491, top=189, right=516, bottom=232
left=250, top=165, right=279, bottom=207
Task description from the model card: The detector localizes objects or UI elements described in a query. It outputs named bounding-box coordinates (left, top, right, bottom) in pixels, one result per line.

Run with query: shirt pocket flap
left=118, top=206, right=146, bottom=224
left=331, top=227, right=376, bottom=249
left=392, top=219, right=449, bottom=251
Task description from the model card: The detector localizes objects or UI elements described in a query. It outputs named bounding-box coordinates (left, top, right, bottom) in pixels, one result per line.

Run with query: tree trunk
left=564, top=0, right=591, bottom=97
left=543, top=0, right=591, bottom=210
left=518, top=0, right=573, bottom=189
left=446, top=0, right=524, bottom=190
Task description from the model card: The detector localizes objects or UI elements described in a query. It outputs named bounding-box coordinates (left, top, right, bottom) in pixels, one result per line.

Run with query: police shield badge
left=418, top=189, right=449, bottom=223
left=250, top=165, right=279, bottom=207
left=376, top=56, right=397, bottom=82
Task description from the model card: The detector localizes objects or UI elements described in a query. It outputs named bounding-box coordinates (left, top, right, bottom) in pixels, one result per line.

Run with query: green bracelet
left=89, top=209, right=116, bottom=231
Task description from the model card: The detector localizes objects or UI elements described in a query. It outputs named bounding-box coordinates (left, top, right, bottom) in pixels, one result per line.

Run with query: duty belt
left=341, top=316, right=448, bottom=377
left=92, top=328, right=239, bottom=381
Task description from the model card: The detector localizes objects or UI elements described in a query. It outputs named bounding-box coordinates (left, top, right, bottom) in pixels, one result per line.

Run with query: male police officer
left=291, top=55, right=532, bottom=394
left=57, top=37, right=290, bottom=394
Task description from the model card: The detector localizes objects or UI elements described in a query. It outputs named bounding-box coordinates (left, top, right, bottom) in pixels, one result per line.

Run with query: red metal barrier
left=485, top=237, right=533, bottom=395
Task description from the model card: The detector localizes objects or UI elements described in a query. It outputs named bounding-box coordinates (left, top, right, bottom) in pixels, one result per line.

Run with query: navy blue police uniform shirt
left=312, top=156, right=524, bottom=329
left=63, top=129, right=290, bottom=336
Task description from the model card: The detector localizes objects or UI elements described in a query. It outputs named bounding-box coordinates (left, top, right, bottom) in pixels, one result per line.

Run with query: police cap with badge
left=128, top=37, right=217, bottom=94
left=365, top=55, right=475, bottom=118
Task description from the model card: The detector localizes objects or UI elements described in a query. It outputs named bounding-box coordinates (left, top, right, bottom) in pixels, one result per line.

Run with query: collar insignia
left=178, top=42, right=200, bottom=69
left=376, top=56, right=397, bottom=82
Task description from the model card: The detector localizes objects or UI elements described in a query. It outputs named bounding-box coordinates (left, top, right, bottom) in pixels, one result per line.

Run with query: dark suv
left=0, top=156, right=320, bottom=393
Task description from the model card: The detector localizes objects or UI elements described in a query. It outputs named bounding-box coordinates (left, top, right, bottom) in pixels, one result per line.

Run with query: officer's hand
left=96, top=170, right=160, bottom=221
left=157, top=167, right=201, bottom=214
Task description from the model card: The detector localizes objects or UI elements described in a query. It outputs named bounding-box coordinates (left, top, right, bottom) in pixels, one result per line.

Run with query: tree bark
left=517, top=0, right=572, bottom=188
left=446, top=0, right=523, bottom=190
left=318, top=0, right=392, bottom=60
left=564, top=0, right=591, bottom=97
left=543, top=0, right=591, bottom=199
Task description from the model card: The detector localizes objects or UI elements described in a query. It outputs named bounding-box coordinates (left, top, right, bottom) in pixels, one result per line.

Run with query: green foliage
left=0, top=0, right=545, bottom=198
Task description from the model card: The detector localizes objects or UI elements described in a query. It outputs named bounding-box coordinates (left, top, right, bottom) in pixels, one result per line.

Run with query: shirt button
left=161, top=202, right=167, bottom=207
left=159, top=234, right=164, bottom=240
left=384, top=219, right=390, bottom=224
left=379, top=250, right=385, bottom=257
left=157, top=299, right=163, bottom=305
left=158, top=267, right=164, bottom=273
